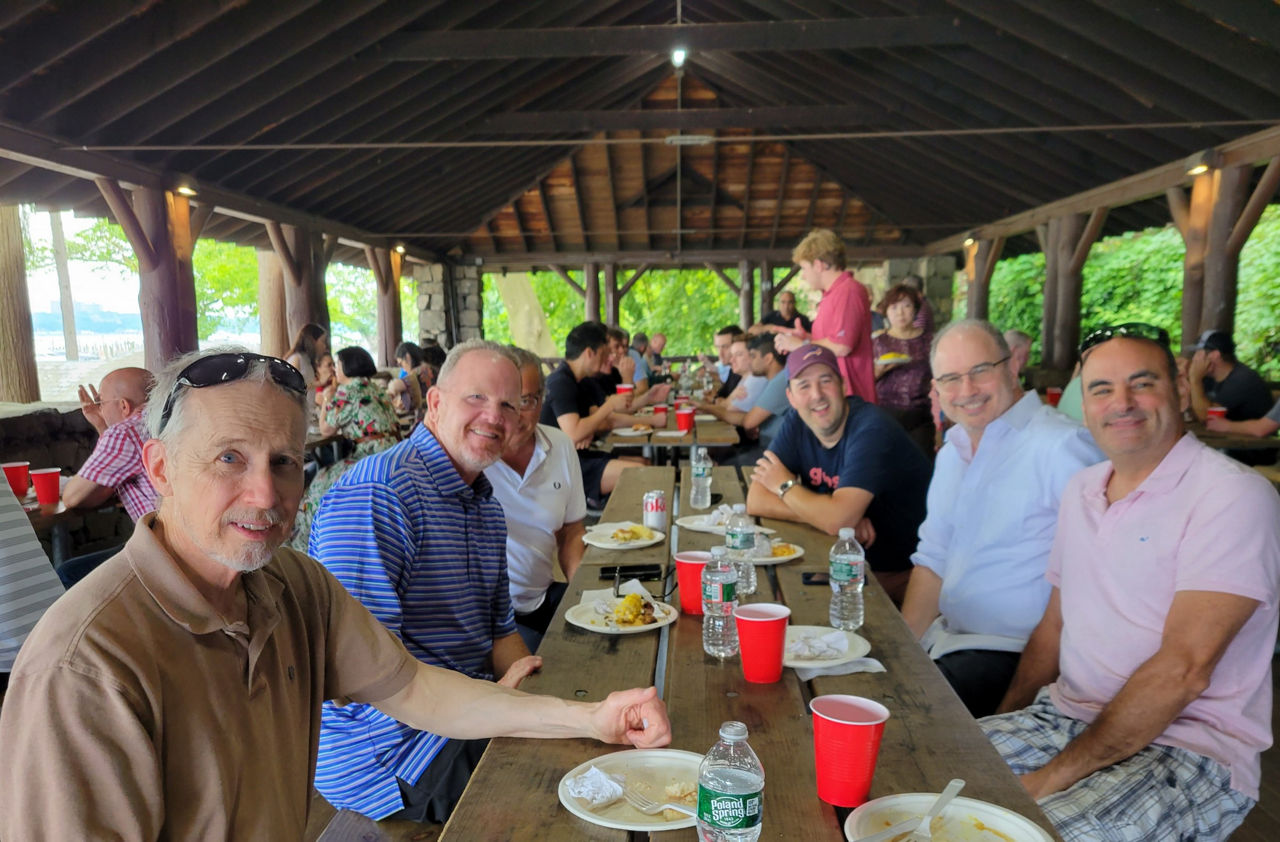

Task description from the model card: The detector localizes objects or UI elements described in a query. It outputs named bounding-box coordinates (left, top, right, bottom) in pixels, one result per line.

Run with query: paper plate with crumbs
left=564, top=594, right=678, bottom=635
left=559, top=749, right=702, bottom=832
left=846, top=793, right=1052, bottom=842
left=583, top=522, right=665, bottom=549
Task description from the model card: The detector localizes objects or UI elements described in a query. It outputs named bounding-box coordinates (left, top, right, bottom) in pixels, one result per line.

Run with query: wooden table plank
left=1191, top=423, right=1280, bottom=454
left=581, top=466, right=675, bottom=569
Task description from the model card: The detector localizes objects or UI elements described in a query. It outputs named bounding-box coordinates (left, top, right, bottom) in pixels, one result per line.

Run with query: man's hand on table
left=497, top=655, right=543, bottom=689
left=590, top=686, right=672, bottom=748
left=751, top=451, right=795, bottom=496
left=854, top=517, right=876, bottom=547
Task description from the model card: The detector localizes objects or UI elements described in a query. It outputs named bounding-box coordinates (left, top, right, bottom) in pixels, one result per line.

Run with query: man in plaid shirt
left=63, top=367, right=158, bottom=521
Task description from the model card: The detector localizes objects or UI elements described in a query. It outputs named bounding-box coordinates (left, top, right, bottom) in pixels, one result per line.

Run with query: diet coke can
left=642, top=490, right=667, bottom=530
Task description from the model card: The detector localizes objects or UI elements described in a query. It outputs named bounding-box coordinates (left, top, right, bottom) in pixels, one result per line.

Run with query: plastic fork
left=622, top=785, right=696, bottom=818
left=907, top=778, right=966, bottom=841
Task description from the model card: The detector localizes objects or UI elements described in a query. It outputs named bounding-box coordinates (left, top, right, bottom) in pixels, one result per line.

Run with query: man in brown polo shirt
left=0, top=349, right=670, bottom=841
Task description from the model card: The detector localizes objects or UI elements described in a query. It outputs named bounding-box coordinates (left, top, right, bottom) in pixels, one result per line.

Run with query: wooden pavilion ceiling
left=0, top=1, right=1277, bottom=266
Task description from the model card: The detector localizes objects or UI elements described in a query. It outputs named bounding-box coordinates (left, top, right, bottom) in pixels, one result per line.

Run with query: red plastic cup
left=652, top=405, right=668, bottom=427
left=676, top=407, right=695, bottom=433
left=1207, top=405, right=1227, bottom=420
left=616, top=382, right=635, bottom=396
left=734, top=603, right=791, bottom=683
left=810, top=695, right=890, bottom=807
left=673, top=551, right=710, bottom=615
left=1045, top=386, right=1063, bottom=407
left=30, top=468, right=61, bottom=505
left=2, top=462, right=30, bottom=498
left=674, top=396, right=689, bottom=411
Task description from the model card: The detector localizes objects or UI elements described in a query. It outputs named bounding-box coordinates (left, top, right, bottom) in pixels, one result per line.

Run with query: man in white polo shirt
left=983, top=323, right=1280, bottom=842
left=489, top=346, right=587, bottom=650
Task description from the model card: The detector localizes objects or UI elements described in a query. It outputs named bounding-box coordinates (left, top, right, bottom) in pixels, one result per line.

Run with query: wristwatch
left=776, top=479, right=798, bottom=499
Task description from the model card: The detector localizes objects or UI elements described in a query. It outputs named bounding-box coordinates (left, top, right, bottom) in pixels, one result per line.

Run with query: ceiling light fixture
left=1184, top=148, right=1223, bottom=176
left=394, top=242, right=406, bottom=254
left=172, top=175, right=199, bottom=197
left=671, top=48, right=687, bottom=68
left=664, top=133, right=713, bottom=146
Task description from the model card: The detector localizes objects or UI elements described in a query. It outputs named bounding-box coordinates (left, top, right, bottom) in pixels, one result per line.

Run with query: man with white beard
left=0, top=348, right=671, bottom=840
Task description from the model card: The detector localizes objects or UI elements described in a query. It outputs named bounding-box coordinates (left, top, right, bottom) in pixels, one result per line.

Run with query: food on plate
left=876, top=352, right=911, bottom=364
left=770, top=542, right=797, bottom=557
left=662, top=780, right=697, bottom=820
left=630, top=423, right=653, bottom=433
left=612, top=593, right=658, bottom=627
left=610, top=524, right=655, bottom=543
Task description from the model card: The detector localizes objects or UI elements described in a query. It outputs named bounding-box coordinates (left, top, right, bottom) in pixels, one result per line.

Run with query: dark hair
left=421, top=342, right=446, bottom=368
left=286, top=323, right=327, bottom=365
left=747, top=332, right=782, bottom=364
left=395, top=341, right=425, bottom=368
left=336, top=346, right=377, bottom=378
left=605, top=326, right=628, bottom=344
left=565, top=322, right=609, bottom=360
left=716, top=324, right=745, bottom=341
left=879, top=283, right=923, bottom=315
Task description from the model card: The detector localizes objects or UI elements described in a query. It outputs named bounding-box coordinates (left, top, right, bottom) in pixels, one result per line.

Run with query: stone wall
left=878, top=255, right=958, bottom=325
left=411, top=261, right=484, bottom=347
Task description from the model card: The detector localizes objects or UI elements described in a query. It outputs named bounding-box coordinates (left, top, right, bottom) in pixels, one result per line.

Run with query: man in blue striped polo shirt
left=309, top=339, right=543, bottom=823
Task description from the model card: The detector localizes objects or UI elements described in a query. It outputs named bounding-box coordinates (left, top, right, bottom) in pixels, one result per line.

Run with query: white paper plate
left=783, top=625, right=870, bottom=668
left=695, top=413, right=716, bottom=422
left=613, top=427, right=652, bottom=437
left=753, top=541, right=804, bottom=564
left=564, top=600, right=678, bottom=635
left=674, top=515, right=776, bottom=537
left=845, top=793, right=1053, bottom=842
left=583, top=522, right=666, bottom=549
left=654, top=430, right=689, bottom=438
left=558, top=749, right=702, bottom=832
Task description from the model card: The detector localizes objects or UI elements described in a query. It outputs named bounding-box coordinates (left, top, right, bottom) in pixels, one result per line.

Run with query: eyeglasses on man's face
left=1079, top=323, right=1171, bottom=355
left=518, top=393, right=542, bottom=410
left=933, top=355, right=1010, bottom=393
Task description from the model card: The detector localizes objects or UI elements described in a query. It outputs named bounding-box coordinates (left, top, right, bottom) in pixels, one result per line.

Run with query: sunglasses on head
left=158, top=353, right=306, bottom=434
left=1079, top=323, right=1171, bottom=355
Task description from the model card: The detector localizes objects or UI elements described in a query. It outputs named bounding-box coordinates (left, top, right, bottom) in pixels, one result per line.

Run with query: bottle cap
left=719, top=721, right=749, bottom=742
left=732, top=503, right=746, bottom=513
left=838, top=527, right=855, bottom=540
left=711, top=546, right=728, bottom=558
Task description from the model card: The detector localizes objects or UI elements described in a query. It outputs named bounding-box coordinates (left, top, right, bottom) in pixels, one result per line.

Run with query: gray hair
left=436, top=339, right=519, bottom=388
left=146, top=346, right=307, bottom=447
left=1003, top=329, right=1033, bottom=351
left=930, top=319, right=1011, bottom=369
left=507, top=345, right=546, bottom=391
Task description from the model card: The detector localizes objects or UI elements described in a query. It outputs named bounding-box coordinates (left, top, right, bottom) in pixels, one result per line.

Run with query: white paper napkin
left=565, top=765, right=624, bottom=807
left=580, top=580, right=655, bottom=616
left=787, top=630, right=849, bottom=659
left=794, top=658, right=886, bottom=682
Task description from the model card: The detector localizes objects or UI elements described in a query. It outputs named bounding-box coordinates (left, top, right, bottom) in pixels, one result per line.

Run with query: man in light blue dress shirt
left=901, top=319, right=1103, bottom=717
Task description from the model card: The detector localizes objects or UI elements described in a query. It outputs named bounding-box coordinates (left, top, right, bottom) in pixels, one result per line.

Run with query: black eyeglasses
left=1079, top=323, right=1171, bottom=355
left=934, top=355, right=1011, bottom=393
left=158, top=353, right=306, bottom=434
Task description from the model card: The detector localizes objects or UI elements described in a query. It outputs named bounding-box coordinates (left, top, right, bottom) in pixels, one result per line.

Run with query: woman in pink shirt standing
left=775, top=228, right=876, bottom=403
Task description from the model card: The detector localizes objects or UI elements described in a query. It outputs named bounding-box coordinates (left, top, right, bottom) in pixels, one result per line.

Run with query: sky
left=23, top=209, right=139, bottom=314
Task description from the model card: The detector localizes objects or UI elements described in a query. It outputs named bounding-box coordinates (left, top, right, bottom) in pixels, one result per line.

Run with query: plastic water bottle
left=702, top=546, right=739, bottom=658
left=690, top=446, right=714, bottom=510
left=697, top=721, right=764, bottom=842
left=724, top=504, right=757, bottom=596
left=829, top=527, right=865, bottom=630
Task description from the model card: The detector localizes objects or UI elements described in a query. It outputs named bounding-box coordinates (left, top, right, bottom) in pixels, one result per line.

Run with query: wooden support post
left=548, top=265, right=586, bottom=298
left=96, top=179, right=199, bottom=372
left=738, top=259, right=754, bottom=329
left=256, top=249, right=288, bottom=358
left=705, top=262, right=740, bottom=296
left=603, top=263, right=620, bottom=327
left=963, top=237, right=1004, bottom=323
left=1037, top=224, right=1056, bottom=364
left=1201, top=163, right=1264, bottom=334
left=1036, top=209, right=1104, bottom=370
left=366, top=246, right=403, bottom=368
left=0, top=205, right=39, bottom=402
left=1168, top=173, right=1214, bottom=349
left=49, top=210, right=78, bottom=361
left=583, top=262, right=600, bottom=323
left=267, top=222, right=330, bottom=339
left=759, top=259, right=774, bottom=317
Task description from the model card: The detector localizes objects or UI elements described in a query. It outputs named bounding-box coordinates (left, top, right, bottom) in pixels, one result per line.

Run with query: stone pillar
left=414, top=262, right=450, bottom=346
left=453, top=264, right=484, bottom=343
left=0, top=205, right=39, bottom=402
left=878, top=255, right=956, bottom=327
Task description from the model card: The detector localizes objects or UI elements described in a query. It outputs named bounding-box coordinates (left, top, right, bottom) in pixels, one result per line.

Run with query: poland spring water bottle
left=690, top=446, right=714, bottom=510
left=701, top=546, right=739, bottom=658
left=724, top=504, right=757, bottom=596
left=829, top=527, right=865, bottom=630
left=696, top=721, right=764, bottom=842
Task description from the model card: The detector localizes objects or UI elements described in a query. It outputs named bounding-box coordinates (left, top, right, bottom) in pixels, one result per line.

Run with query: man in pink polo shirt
left=63, top=366, right=158, bottom=521
left=775, top=228, right=875, bottom=403
left=982, top=324, right=1280, bottom=842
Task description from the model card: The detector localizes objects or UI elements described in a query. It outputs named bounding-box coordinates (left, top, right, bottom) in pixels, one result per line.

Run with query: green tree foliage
left=960, top=204, right=1280, bottom=378
left=192, top=238, right=258, bottom=340
left=483, top=267, right=746, bottom=356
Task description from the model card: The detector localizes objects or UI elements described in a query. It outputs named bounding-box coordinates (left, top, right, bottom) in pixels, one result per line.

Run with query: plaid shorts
left=980, top=690, right=1255, bottom=842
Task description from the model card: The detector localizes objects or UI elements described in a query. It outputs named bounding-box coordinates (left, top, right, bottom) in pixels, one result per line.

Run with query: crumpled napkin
left=794, top=658, right=886, bottom=682
left=565, top=765, right=624, bottom=807
left=787, top=630, right=850, bottom=659
left=580, top=580, right=654, bottom=614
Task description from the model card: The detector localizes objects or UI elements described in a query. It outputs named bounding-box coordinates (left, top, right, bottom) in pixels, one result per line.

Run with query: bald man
left=63, top=367, right=159, bottom=521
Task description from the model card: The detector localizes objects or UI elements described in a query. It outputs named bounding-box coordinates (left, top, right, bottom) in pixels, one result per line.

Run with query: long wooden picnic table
left=440, top=466, right=1061, bottom=841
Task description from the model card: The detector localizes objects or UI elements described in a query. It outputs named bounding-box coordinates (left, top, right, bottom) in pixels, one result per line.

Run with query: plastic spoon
left=907, top=778, right=966, bottom=841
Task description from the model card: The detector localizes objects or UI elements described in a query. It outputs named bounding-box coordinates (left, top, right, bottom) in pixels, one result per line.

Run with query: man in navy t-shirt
left=746, top=344, right=931, bottom=604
